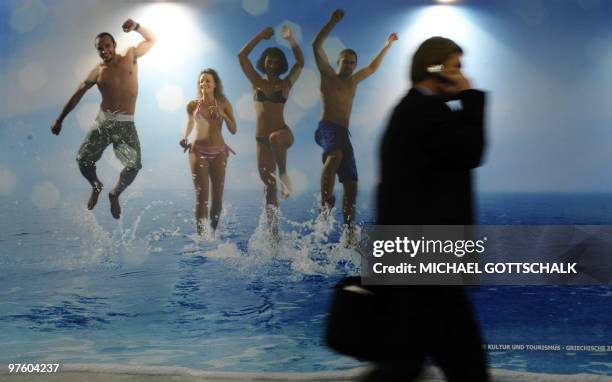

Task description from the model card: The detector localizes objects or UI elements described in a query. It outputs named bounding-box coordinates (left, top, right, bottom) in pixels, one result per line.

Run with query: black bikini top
left=254, top=89, right=286, bottom=104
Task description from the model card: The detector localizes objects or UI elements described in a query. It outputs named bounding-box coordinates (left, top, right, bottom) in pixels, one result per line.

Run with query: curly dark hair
left=197, top=68, right=226, bottom=100
left=256, top=47, right=289, bottom=75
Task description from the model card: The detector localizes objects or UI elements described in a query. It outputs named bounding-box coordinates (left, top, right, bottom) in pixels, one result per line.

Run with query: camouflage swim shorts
left=76, top=112, right=142, bottom=170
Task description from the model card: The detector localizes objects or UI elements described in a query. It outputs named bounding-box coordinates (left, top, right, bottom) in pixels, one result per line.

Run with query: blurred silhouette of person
left=326, top=37, right=489, bottom=382
left=378, top=37, right=484, bottom=226
left=51, top=19, right=156, bottom=219
left=378, top=36, right=488, bottom=382
left=313, top=9, right=397, bottom=246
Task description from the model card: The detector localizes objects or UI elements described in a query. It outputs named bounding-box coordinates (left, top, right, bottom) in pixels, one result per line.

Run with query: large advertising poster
left=1, top=0, right=610, bottom=380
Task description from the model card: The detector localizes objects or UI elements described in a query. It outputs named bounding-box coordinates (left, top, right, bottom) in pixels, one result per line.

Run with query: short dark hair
left=338, top=48, right=358, bottom=62
left=410, top=36, right=463, bottom=84
left=256, top=47, right=289, bottom=75
left=95, top=32, right=116, bottom=47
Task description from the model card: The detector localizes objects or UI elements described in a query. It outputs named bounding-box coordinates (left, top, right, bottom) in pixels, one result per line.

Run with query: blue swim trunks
left=314, top=120, right=358, bottom=183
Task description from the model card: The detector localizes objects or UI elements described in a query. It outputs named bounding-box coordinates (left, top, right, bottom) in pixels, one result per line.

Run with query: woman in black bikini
left=238, top=25, right=304, bottom=226
left=180, top=69, right=237, bottom=236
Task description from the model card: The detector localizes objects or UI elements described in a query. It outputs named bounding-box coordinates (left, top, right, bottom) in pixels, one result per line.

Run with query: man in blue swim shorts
left=315, top=120, right=357, bottom=185
left=313, top=9, right=397, bottom=244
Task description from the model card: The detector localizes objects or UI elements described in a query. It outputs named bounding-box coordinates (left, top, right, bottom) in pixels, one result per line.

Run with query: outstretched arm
left=353, top=32, right=398, bottom=83
left=123, top=19, right=156, bottom=58
left=312, top=9, right=344, bottom=77
left=238, top=27, right=273, bottom=85
left=51, top=66, right=98, bottom=135
left=282, top=25, right=304, bottom=85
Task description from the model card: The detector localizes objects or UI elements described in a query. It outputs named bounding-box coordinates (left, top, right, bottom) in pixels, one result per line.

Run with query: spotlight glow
left=400, top=5, right=472, bottom=54
left=124, top=3, right=213, bottom=71
left=407, top=6, right=471, bottom=41
left=155, top=84, right=185, bottom=112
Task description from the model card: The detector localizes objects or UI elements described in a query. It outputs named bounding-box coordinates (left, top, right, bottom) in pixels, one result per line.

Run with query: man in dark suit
left=371, top=37, right=489, bottom=381
left=378, top=37, right=485, bottom=225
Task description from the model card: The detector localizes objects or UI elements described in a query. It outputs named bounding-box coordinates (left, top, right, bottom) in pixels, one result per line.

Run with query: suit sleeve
left=423, top=89, right=486, bottom=169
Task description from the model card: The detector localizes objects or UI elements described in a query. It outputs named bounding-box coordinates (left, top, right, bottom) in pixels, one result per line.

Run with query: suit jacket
left=377, top=88, right=486, bottom=225
left=366, top=88, right=490, bottom=380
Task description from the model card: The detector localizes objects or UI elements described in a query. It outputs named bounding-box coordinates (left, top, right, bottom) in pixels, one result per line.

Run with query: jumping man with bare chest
left=313, top=9, right=397, bottom=244
left=51, top=19, right=156, bottom=219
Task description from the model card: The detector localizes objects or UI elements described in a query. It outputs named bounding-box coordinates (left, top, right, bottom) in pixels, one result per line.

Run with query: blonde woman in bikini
left=180, top=69, right=237, bottom=236
left=238, top=25, right=304, bottom=234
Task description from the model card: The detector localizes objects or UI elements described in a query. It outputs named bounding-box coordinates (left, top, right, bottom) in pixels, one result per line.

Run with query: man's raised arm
left=123, top=19, right=156, bottom=58
left=312, top=9, right=344, bottom=77
left=51, top=66, right=98, bottom=135
left=353, top=33, right=398, bottom=83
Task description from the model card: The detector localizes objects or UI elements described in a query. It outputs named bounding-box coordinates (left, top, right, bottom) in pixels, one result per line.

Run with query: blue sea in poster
left=0, top=191, right=609, bottom=375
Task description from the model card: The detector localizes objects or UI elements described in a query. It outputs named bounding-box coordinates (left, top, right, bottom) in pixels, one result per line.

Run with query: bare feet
left=341, top=224, right=359, bottom=248
left=321, top=194, right=336, bottom=218
left=279, top=173, right=292, bottom=199
left=196, top=219, right=217, bottom=240
left=266, top=204, right=281, bottom=243
left=108, top=192, right=121, bottom=219
left=196, top=220, right=209, bottom=238
left=87, top=182, right=103, bottom=210
left=196, top=220, right=204, bottom=236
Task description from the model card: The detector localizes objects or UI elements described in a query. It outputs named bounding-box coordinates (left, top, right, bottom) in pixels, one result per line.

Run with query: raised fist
left=281, top=24, right=292, bottom=40
left=388, top=32, right=398, bottom=43
left=331, top=9, right=345, bottom=23
left=261, top=27, right=274, bottom=40
left=122, top=19, right=138, bottom=33
left=51, top=120, right=62, bottom=135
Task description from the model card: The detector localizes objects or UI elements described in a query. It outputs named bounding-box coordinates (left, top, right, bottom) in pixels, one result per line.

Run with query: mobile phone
left=427, top=64, right=453, bottom=84
left=427, top=64, right=444, bottom=74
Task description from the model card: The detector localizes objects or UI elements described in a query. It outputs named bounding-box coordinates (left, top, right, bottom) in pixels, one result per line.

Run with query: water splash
left=60, top=199, right=171, bottom=269
left=44, top=191, right=360, bottom=279
left=194, top=195, right=362, bottom=279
